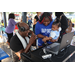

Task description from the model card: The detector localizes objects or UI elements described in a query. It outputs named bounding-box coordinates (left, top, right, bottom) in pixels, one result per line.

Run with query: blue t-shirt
left=35, top=21, right=53, bottom=46
left=49, top=29, right=60, bottom=40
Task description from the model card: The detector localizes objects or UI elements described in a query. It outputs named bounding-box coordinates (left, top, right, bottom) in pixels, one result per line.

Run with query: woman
left=5, top=13, right=18, bottom=46
left=35, top=12, right=56, bottom=48
left=55, top=12, right=68, bottom=43
left=33, top=12, right=41, bottom=33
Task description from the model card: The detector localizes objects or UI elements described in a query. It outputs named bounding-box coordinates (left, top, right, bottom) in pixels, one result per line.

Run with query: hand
left=29, top=30, right=34, bottom=35
left=42, top=36, right=49, bottom=43
left=50, top=39, right=56, bottom=42
left=42, top=38, right=47, bottom=43
left=29, top=34, right=37, bottom=45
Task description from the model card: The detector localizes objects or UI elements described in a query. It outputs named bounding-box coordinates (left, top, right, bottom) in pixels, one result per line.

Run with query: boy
left=42, top=19, right=61, bottom=43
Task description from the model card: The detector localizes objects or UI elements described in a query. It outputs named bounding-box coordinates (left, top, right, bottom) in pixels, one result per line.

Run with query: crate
left=0, top=48, right=9, bottom=60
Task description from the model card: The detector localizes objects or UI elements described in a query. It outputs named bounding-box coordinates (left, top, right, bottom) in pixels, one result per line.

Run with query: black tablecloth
left=21, top=46, right=75, bottom=62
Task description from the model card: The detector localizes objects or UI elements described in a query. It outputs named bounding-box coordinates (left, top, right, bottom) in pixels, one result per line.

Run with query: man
left=10, top=22, right=36, bottom=61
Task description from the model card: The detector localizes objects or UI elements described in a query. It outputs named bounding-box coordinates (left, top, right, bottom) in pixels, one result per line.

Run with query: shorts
left=0, top=27, right=5, bottom=32
left=6, top=32, right=13, bottom=43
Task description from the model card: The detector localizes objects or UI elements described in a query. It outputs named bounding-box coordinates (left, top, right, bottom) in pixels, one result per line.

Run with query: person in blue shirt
left=42, top=18, right=61, bottom=43
left=28, top=18, right=32, bottom=28
left=35, top=12, right=56, bottom=48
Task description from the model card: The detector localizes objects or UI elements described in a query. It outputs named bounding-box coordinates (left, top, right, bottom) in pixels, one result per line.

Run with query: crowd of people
left=1, top=12, right=75, bottom=62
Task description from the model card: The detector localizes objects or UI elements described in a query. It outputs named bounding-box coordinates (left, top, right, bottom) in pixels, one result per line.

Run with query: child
left=1, top=20, right=4, bottom=27
left=42, top=19, right=61, bottom=43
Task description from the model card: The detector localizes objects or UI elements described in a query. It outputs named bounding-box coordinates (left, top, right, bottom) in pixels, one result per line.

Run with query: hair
left=8, top=13, right=15, bottom=19
left=72, top=23, right=74, bottom=27
left=55, top=12, right=63, bottom=18
left=39, top=12, right=52, bottom=24
left=52, top=18, right=61, bottom=27
left=1, top=20, right=3, bottom=22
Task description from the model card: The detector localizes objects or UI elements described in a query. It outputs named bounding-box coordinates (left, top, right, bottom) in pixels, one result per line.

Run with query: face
left=19, top=23, right=30, bottom=37
left=36, top=12, right=41, bottom=15
left=23, top=25, right=30, bottom=37
left=43, top=18, right=50, bottom=26
left=24, top=29, right=30, bottom=37
left=52, top=25, right=59, bottom=31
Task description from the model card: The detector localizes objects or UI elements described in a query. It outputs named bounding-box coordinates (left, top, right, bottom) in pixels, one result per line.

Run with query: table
left=21, top=45, right=75, bottom=62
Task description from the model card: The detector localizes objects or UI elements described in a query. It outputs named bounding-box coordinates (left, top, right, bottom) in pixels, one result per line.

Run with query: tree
left=64, top=12, right=74, bottom=15
left=65, top=12, right=74, bottom=15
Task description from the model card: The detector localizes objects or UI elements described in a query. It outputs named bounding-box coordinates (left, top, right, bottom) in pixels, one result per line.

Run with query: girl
left=35, top=12, right=56, bottom=48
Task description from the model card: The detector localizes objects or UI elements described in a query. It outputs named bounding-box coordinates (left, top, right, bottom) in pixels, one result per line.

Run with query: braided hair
left=39, top=12, right=52, bottom=24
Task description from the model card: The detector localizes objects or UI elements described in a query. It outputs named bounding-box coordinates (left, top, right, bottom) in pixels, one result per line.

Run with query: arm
left=33, top=18, right=37, bottom=25
left=42, top=36, right=56, bottom=43
left=23, top=34, right=37, bottom=53
left=50, top=39, right=56, bottom=42
left=37, top=34, right=46, bottom=39
left=42, top=36, right=52, bottom=43
left=14, top=43, right=33, bottom=59
left=16, top=22, right=20, bottom=25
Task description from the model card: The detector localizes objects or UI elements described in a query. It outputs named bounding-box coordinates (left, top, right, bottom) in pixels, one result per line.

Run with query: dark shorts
left=6, top=32, right=13, bottom=43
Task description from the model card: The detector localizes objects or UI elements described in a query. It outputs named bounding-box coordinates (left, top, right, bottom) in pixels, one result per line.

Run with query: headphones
left=17, top=23, right=26, bottom=32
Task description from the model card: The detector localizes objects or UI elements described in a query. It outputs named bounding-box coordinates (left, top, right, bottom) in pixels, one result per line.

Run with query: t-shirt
left=5, top=18, right=16, bottom=33
left=10, top=34, right=23, bottom=52
left=1, top=23, right=4, bottom=26
left=10, top=33, right=29, bottom=52
left=35, top=21, right=53, bottom=46
left=34, top=15, right=39, bottom=22
left=49, top=29, right=60, bottom=40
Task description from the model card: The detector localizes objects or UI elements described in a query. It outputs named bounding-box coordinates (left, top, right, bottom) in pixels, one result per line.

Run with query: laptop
left=43, top=32, right=74, bottom=55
